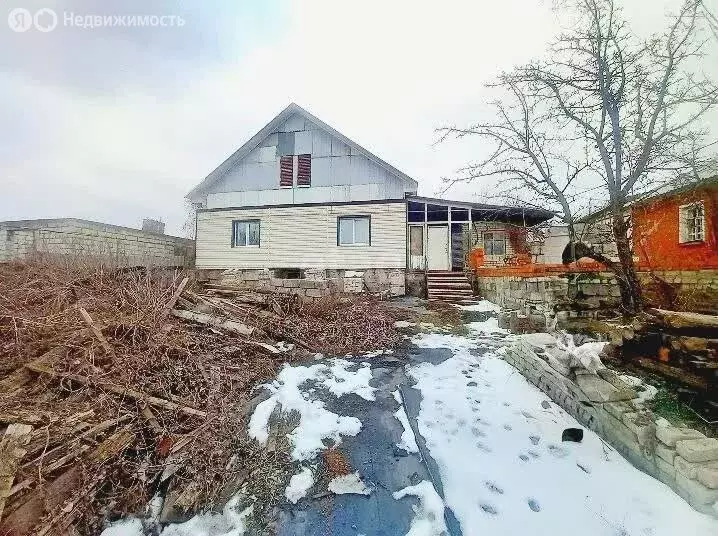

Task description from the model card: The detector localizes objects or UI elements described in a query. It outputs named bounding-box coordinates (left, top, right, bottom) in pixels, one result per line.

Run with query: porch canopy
left=405, top=195, right=555, bottom=271
left=406, top=195, right=555, bottom=225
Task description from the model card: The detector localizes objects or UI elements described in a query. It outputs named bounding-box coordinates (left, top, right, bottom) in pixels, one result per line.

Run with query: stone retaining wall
left=0, top=218, right=194, bottom=267
left=218, top=268, right=406, bottom=300
left=475, top=269, right=718, bottom=320
left=504, top=337, right=718, bottom=517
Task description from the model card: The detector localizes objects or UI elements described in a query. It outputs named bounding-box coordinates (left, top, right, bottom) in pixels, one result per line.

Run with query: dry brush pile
left=0, top=260, right=404, bottom=535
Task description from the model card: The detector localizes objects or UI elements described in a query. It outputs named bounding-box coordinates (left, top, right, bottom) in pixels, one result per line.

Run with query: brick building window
left=483, top=232, right=506, bottom=256
left=679, top=201, right=705, bottom=243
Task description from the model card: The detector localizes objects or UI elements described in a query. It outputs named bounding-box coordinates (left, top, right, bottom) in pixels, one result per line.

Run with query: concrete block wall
left=639, top=269, right=718, bottom=314
left=0, top=219, right=194, bottom=267
left=476, top=269, right=718, bottom=318
left=504, top=338, right=718, bottom=517
left=219, top=268, right=405, bottom=300
left=476, top=275, right=570, bottom=314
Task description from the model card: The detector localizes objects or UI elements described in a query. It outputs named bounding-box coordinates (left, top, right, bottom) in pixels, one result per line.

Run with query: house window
left=338, top=216, right=370, bottom=246
left=297, top=154, right=311, bottom=187
left=483, top=232, right=506, bottom=256
left=408, top=201, right=426, bottom=223
left=679, top=202, right=705, bottom=243
left=232, top=220, right=260, bottom=247
left=280, top=155, right=293, bottom=188
left=409, top=226, right=424, bottom=256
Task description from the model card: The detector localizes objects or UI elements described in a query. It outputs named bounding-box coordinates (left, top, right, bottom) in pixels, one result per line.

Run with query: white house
left=188, top=103, right=553, bottom=298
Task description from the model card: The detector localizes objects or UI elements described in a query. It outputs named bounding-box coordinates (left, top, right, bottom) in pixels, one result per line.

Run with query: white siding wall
left=195, top=202, right=407, bottom=269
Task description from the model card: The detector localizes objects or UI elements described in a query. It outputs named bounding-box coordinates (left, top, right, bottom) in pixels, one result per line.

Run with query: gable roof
left=187, top=103, right=419, bottom=200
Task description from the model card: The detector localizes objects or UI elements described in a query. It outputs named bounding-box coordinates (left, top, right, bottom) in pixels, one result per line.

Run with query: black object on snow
left=562, top=428, right=584, bottom=442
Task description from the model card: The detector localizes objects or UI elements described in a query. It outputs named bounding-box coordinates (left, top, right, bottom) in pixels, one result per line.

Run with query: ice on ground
left=101, top=497, right=253, bottom=536
left=456, top=300, right=501, bottom=313
left=286, top=467, right=314, bottom=504
left=248, top=359, right=375, bottom=461
left=393, top=389, right=419, bottom=453
left=408, top=332, right=718, bottom=536
left=392, top=480, right=448, bottom=536
left=328, top=472, right=371, bottom=495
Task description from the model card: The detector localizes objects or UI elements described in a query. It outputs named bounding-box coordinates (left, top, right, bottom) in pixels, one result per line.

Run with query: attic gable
left=187, top=103, right=417, bottom=201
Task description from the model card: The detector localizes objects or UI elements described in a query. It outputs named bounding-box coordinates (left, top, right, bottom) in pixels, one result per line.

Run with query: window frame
left=483, top=231, right=506, bottom=257
left=337, top=215, right=371, bottom=247
left=678, top=201, right=706, bottom=244
left=231, top=219, right=261, bottom=248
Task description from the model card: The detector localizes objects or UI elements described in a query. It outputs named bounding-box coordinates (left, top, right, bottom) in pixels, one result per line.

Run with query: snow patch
left=394, top=320, right=417, bottom=328
left=619, top=374, right=659, bottom=404
left=407, top=338, right=716, bottom=536
left=467, top=317, right=508, bottom=336
left=456, top=300, right=501, bottom=313
left=101, top=497, right=253, bottom=536
left=392, top=481, right=448, bottom=536
left=160, top=498, right=253, bottom=536
left=328, top=472, right=371, bottom=495
left=248, top=359, right=375, bottom=461
left=285, top=467, right=314, bottom=504
left=393, top=390, right=419, bottom=453
left=100, top=518, right=144, bottom=536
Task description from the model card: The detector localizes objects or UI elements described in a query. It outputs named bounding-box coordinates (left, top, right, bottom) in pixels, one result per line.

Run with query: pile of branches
left=0, top=260, right=403, bottom=535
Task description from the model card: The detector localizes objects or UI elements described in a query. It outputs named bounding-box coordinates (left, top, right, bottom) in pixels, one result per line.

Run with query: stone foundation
left=505, top=337, right=718, bottom=517
left=405, top=270, right=427, bottom=298
left=217, top=268, right=406, bottom=300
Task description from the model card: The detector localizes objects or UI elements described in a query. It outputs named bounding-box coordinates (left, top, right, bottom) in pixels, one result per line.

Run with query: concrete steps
left=426, top=271, right=474, bottom=302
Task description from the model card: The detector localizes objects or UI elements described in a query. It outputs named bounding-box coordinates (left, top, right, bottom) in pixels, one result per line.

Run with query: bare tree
left=181, top=199, right=197, bottom=240
left=440, top=0, right=718, bottom=314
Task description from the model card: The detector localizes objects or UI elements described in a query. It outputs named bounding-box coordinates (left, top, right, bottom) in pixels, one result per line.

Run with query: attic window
left=679, top=201, right=705, bottom=243
left=297, top=154, right=311, bottom=187
left=280, top=156, right=293, bottom=188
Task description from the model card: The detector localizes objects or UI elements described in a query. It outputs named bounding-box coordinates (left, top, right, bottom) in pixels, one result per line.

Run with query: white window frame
left=232, top=219, right=261, bottom=248
left=678, top=201, right=705, bottom=243
left=338, top=216, right=371, bottom=247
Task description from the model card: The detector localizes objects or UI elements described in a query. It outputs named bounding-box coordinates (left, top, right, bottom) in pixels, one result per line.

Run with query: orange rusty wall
left=632, top=187, right=718, bottom=270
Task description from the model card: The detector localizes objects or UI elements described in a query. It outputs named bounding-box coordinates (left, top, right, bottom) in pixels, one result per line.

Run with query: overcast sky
left=1, top=0, right=716, bottom=235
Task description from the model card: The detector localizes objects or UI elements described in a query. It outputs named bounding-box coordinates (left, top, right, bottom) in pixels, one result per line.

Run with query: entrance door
left=426, top=225, right=450, bottom=270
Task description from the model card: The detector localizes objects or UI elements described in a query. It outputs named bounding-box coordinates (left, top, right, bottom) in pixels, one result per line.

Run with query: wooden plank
left=78, top=307, right=116, bottom=360
left=0, top=424, right=33, bottom=521
left=24, top=363, right=207, bottom=419
left=0, top=347, right=65, bottom=393
left=648, top=308, right=718, bottom=330
left=635, top=358, right=708, bottom=390
left=171, top=309, right=255, bottom=336
left=159, top=277, right=190, bottom=321
left=0, top=428, right=134, bottom=535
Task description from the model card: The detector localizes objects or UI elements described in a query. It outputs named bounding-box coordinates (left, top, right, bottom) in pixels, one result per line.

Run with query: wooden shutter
left=280, top=155, right=293, bottom=187
left=297, top=154, right=311, bottom=186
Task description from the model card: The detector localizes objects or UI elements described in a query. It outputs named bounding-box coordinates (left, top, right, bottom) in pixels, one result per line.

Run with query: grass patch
left=647, top=388, right=716, bottom=437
